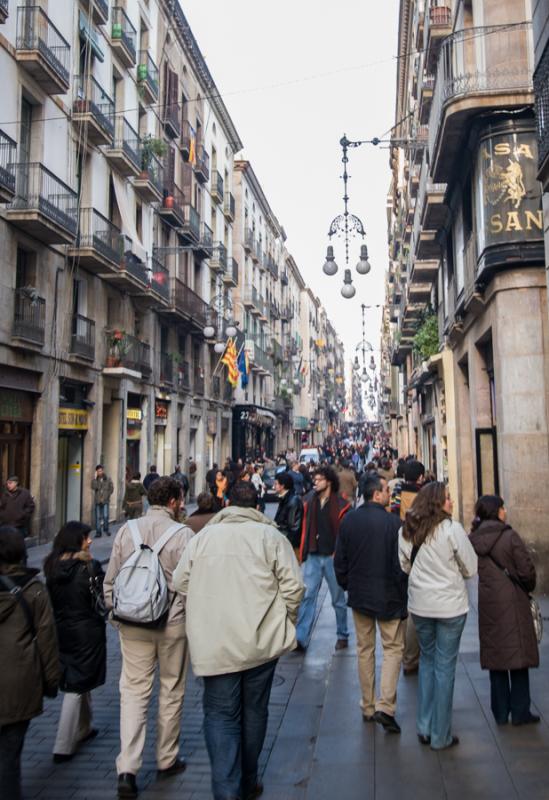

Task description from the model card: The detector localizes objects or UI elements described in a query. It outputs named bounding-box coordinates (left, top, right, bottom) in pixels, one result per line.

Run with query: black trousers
left=489, top=668, right=530, bottom=724
left=0, top=719, right=30, bottom=800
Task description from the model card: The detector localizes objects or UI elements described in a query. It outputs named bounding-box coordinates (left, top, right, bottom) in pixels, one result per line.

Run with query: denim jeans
left=296, top=554, right=349, bottom=646
left=94, top=502, right=109, bottom=535
left=203, top=659, right=278, bottom=800
left=413, top=613, right=467, bottom=749
left=0, top=720, right=30, bottom=800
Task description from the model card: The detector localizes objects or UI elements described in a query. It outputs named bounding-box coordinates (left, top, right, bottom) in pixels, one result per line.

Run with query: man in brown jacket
left=104, top=477, right=193, bottom=799
left=0, top=477, right=35, bottom=538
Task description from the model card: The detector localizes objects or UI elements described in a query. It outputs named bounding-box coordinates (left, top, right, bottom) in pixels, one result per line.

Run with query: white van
left=299, top=447, right=320, bottom=464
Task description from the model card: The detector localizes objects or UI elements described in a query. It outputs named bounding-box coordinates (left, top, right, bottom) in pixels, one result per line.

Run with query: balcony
left=272, top=338, right=284, bottom=364
left=137, top=51, right=159, bottom=105
left=244, top=227, right=254, bottom=253
left=158, top=183, right=185, bottom=229
left=103, top=117, right=140, bottom=177
left=245, top=339, right=273, bottom=374
left=133, top=150, right=163, bottom=202
left=0, top=0, right=8, bottom=24
left=72, top=74, right=114, bottom=147
left=222, top=257, right=238, bottom=286
left=197, top=222, right=213, bottom=257
left=110, top=6, right=136, bottom=68
left=224, top=191, right=235, bottom=221
left=71, top=314, right=95, bottom=360
left=102, top=236, right=150, bottom=293
left=180, top=203, right=200, bottom=243
left=419, top=73, right=435, bottom=124
left=163, top=99, right=181, bottom=140
left=104, top=332, right=151, bottom=378
left=0, top=130, right=16, bottom=201
left=211, top=375, right=221, bottom=399
left=421, top=181, right=448, bottom=231
left=12, top=288, right=45, bottom=347
left=180, top=119, right=192, bottom=160
left=209, top=242, right=227, bottom=272
left=428, top=22, right=534, bottom=183
left=535, top=43, right=549, bottom=184
left=7, top=162, right=78, bottom=244
left=409, top=258, right=438, bottom=286
left=150, top=257, right=170, bottom=304
left=68, top=208, right=122, bottom=274
left=90, top=0, right=108, bottom=26
left=160, top=353, right=174, bottom=386
left=415, top=229, right=440, bottom=260
left=425, top=6, right=452, bottom=73
left=15, top=5, right=70, bottom=94
left=194, top=144, right=209, bottom=183
left=253, top=241, right=261, bottom=264
left=169, top=278, right=208, bottom=327
left=211, top=170, right=224, bottom=204
left=177, top=360, right=191, bottom=393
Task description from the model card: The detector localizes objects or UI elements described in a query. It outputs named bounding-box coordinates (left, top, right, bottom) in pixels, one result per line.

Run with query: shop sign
left=0, top=389, right=33, bottom=423
left=237, top=406, right=275, bottom=427
left=155, top=401, right=168, bottom=424
left=58, top=407, right=88, bottom=430
left=476, top=130, right=543, bottom=253
left=126, top=408, right=142, bottom=424
left=126, top=425, right=141, bottom=440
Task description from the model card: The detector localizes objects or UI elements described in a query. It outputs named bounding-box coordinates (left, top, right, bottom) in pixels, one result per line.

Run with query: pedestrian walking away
left=399, top=482, right=477, bottom=750
left=0, top=476, right=35, bottom=539
left=335, top=474, right=407, bottom=733
left=43, top=522, right=106, bottom=762
left=171, top=465, right=190, bottom=502
left=274, top=471, right=304, bottom=559
left=186, top=492, right=217, bottom=534
left=122, top=472, right=147, bottom=519
left=103, top=477, right=193, bottom=799
left=296, top=465, right=351, bottom=651
left=0, top=526, right=60, bottom=800
left=173, top=481, right=304, bottom=800
left=91, top=465, right=113, bottom=538
left=469, top=495, right=540, bottom=726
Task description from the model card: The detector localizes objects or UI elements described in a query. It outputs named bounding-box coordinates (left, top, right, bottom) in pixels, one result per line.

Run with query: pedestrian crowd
left=0, top=424, right=542, bottom=800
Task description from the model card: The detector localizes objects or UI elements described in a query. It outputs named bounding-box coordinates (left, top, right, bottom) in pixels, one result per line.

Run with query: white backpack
left=112, top=519, right=182, bottom=627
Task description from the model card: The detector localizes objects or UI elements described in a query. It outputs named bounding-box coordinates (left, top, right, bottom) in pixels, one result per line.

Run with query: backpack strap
left=151, top=523, right=184, bottom=555
left=127, top=519, right=143, bottom=551
left=0, top=574, right=37, bottom=639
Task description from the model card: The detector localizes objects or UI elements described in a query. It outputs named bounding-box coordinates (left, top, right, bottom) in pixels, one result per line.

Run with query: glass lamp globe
left=341, top=269, right=356, bottom=299
left=322, top=245, right=338, bottom=276
left=203, top=324, right=215, bottom=339
left=214, top=341, right=226, bottom=354
left=280, top=378, right=287, bottom=387
left=355, top=244, right=371, bottom=275
left=225, top=321, right=237, bottom=338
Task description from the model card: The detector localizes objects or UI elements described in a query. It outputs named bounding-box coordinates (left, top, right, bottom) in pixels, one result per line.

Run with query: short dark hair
left=404, top=460, right=425, bottom=483
left=275, top=472, right=294, bottom=492
left=229, top=481, right=258, bottom=508
left=363, top=473, right=385, bottom=502
left=314, top=465, right=340, bottom=493
left=133, top=471, right=141, bottom=480
left=147, top=476, right=182, bottom=507
left=95, top=464, right=103, bottom=470
left=149, top=465, right=157, bottom=472
left=0, top=526, right=26, bottom=567
left=197, top=492, right=215, bottom=512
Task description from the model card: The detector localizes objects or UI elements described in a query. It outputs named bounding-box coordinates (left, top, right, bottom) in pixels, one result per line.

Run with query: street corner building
left=379, top=0, right=549, bottom=588
left=0, top=0, right=345, bottom=543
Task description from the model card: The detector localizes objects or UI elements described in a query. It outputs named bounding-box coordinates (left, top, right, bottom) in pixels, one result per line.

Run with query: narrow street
left=20, top=512, right=549, bottom=800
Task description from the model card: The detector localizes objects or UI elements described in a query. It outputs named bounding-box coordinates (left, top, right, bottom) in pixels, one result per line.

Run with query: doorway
left=56, top=433, right=84, bottom=529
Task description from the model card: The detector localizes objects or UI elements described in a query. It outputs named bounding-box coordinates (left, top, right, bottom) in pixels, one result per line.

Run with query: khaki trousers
left=117, top=621, right=188, bottom=774
left=53, top=692, right=92, bottom=755
left=352, top=610, right=405, bottom=716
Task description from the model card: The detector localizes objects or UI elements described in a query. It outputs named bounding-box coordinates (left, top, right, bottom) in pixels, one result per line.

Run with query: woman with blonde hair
left=399, top=482, right=477, bottom=750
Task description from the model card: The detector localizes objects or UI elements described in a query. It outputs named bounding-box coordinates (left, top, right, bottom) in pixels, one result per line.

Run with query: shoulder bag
left=86, top=561, right=109, bottom=620
left=487, top=547, right=542, bottom=644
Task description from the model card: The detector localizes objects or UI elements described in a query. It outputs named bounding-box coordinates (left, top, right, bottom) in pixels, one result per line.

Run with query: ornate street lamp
left=203, top=284, right=238, bottom=352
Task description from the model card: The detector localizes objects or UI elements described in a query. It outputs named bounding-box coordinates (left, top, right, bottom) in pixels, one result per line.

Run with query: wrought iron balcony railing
left=16, top=5, right=71, bottom=92
left=0, top=129, right=16, bottom=197
left=224, top=191, right=235, bottom=219
left=73, top=73, right=114, bottom=138
left=9, top=162, right=78, bottom=235
left=534, top=41, right=549, bottom=173
left=111, top=6, right=136, bottom=64
left=211, top=169, right=224, bottom=202
left=112, top=116, right=140, bottom=170
left=160, top=352, right=174, bottom=385
left=71, top=314, right=95, bottom=360
left=137, top=50, right=159, bottom=101
left=150, top=257, right=170, bottom=301
left=12, top=288, right=46, bottom=345
left=75, top=207, right=122, bottom=264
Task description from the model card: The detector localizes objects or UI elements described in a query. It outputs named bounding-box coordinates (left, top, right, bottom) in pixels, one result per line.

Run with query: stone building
left=381, top=0, right=549, bottom=585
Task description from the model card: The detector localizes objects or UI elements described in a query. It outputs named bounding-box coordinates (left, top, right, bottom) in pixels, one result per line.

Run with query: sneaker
left=157, top=758, right=187, bottom=779
left=373, top=710, right=401, bottom=734
left=335, top=638, right=349, bottom=651
left=117, top=773, right=138, bottom=799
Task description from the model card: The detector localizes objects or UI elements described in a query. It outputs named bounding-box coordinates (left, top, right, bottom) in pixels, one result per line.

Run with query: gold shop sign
left=127, top=408, right=142, bottom=421
left=58, top=408, right=88, bottom=430
left=476, top=129, right=543, bottom=252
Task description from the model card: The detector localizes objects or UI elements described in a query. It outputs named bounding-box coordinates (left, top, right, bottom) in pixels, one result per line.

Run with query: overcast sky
left=182, top=0, right=399, bottom=375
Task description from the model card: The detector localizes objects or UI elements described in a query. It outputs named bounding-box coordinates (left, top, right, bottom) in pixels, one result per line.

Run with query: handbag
left=86, top=562, right=109, bottom=620
left=487, top=550, right=542, bottom=644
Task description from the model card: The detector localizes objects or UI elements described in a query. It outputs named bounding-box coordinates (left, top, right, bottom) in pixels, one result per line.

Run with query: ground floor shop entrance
left=0, top=389, right=33, bottom=489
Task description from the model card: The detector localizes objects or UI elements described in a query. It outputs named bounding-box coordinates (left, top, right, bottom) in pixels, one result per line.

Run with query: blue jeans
left=296, top=554, right=349, bottom=646
left=413, top=613, right=467, bottom=749
left=94, top=502, right=109, bottom=535
left=203, top=659, right=278, bottom=800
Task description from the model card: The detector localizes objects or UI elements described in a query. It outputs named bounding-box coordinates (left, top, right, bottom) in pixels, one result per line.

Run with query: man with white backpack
left=103, top=477, right=193, bottom=799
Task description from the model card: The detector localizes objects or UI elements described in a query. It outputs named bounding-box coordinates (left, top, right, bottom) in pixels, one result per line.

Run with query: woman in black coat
left=44, top=521, right=106, bottom=761
left=469, top=495, right=539, bottom=726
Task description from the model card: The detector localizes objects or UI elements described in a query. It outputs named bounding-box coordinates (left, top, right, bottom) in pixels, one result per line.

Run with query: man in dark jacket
left=170, top=465, right=190, bottom=502
left=0, top=477, right=35, bottom=538
left=296, top=466, right=351, bottom=651
left=335, top=474, right=407, bottom=733
left=274, top=472, right=303, bottom=554
left=0, top=526, right=60, bottom=799
left=91, top=465, right=114, bottom=538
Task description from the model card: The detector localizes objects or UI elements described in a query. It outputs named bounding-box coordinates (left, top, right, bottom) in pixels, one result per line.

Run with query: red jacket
left=299, top=491, right=351, bottom=562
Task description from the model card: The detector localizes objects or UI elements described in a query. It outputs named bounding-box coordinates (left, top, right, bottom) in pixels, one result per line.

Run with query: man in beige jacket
left=173, top=481, right=304, bottom=800
left=104, top=477, right=193, bottom=800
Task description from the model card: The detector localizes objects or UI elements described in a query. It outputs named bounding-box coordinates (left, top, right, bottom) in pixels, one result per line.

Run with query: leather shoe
left=373, top=711, right=401, bottom=734
left=246, top=784, right=264, bottom=799
left=417, top=734, right=431, bottom=745
left=157, top=758, right=187, bottom=779
left=513, top=713, right=541, bottom=726
left=79, top=728, right=98, bottom=744
left=335, top=638, right=349, bottom=651
left=117, top=773, right=138, bottom=798
left=53, top=753, right=74, bottom=763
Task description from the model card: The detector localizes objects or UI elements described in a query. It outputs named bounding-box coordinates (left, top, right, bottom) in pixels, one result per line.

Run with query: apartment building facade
left=381, top=0, right=549, bottom=585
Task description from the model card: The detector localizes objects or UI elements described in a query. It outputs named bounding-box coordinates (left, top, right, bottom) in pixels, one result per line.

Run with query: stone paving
left=19, top=510, right=549, bottom=799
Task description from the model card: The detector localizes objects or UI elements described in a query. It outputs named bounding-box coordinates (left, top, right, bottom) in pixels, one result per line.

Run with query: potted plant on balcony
left=140, top=134, right=167, bottom=179
left=112, top=21, right=123, bottom=39
left=106, top=329, right=129, bottom=367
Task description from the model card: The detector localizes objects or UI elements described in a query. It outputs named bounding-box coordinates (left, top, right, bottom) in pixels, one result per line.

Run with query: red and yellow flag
left=221, top=338, right=239, bottom=387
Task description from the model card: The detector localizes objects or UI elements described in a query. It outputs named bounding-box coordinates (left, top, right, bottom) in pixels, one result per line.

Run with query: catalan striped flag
left=221, top=338, right=239, bottom=387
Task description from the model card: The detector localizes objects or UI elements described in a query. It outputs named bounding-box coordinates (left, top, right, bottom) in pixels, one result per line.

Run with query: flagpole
left=211, top=338, right=231, bottom=378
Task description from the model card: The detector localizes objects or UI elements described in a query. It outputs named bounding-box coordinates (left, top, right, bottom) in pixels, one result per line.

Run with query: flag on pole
left=238, top=347, right=250, bottom=388
left=221, top=338, right=239, bottom=387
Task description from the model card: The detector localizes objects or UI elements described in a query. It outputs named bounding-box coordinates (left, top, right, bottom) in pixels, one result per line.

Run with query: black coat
left=334, top=502, right=408, bottom=620
left=470, top=520, right=538, bottom=671
left=274, top=492, right=304, bottom=548
left=46, top=555, right=106, bottom=693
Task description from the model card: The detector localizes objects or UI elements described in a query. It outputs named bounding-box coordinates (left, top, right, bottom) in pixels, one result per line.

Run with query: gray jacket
left=91, top=475, right=113, bottom=505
